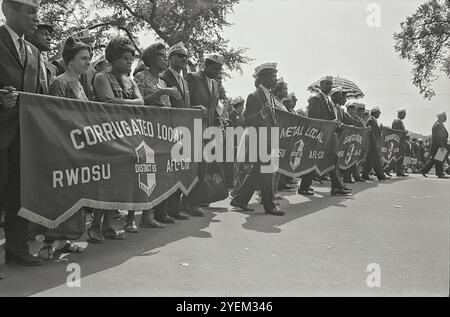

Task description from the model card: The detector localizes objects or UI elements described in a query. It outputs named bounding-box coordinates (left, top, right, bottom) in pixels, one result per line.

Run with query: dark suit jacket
left=161, top=69, right=191, bottom=108
left=306, top=92, right=335, bottom=120
left=432, top=120, right=448, bottom=148
left=0, top=25, right=42, bottom=150
left=392, top=118, right=405, bottom=130
left=185, top=70, right=219, bottom=126
left=40, top=58, right=58, bottom=94
left=244, top=87, right=276, bottom=128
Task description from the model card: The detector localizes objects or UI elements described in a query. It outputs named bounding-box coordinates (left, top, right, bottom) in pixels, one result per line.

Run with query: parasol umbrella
left=307, top=76, right=365, bottom=99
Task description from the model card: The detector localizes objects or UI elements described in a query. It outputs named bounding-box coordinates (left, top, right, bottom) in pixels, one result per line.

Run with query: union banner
left=18, top=93, right=201, bottom=229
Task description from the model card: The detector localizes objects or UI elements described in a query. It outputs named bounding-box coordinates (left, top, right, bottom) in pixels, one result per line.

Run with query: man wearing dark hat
left=390, top=109, right=408, bottom=177
left=362, top=106, right=390, bottom=181
left=230, top=62, right=285, bottom=216
left=26, top=22, right=57, bottom=94
left=298, top=76, right=351, bottom=196
left=0, top=0, right=44, bottom=266
left=421, top=112, right=449, bottom=178
left=182, top=53, right=223, bottom=217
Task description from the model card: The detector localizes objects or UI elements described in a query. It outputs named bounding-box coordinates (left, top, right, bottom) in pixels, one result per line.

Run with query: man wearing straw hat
left=0, top=0, right=44, bottom=266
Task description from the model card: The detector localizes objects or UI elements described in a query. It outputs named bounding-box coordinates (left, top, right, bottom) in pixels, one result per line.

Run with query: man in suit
left=0, top=0, right=44, bottom=266
left=160, top=42, right=191, bottom=220
left=26, top=23, right=57, bottom=94
left=230, top=63, right=285, bottom=216
left=183, top=53, right=223, bottom=217
left=389, top=109, right=408, bottom=177
left=298, top=77, right=351, bottom=196
left=421, top=112, right=449, bottom=178
left=362, top=107, right=391, bottom=181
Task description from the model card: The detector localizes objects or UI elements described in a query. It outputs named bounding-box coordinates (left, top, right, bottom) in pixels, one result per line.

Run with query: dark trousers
left=231, top=163, right=275, bottom=212
left=1, top=134, right=29, bottom=256
left=362, top=147, right=384, bottom=178
left=421, top=144, right=444, bottom=176
left=167, top=190, right=182, bottom=217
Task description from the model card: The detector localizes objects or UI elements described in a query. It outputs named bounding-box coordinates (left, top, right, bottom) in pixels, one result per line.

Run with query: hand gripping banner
left=380, top=126, right=407, bottom=164
left=337, top=125, right=370, bottom=170
left=275, top=109, right=339, bottom=177
left=18, top=93, right=201, bottom=229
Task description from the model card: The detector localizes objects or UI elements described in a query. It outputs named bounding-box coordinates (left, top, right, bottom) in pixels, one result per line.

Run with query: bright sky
left=221, top=0, right=450, bottom=135
left=1, top=0, right=449, bottom=135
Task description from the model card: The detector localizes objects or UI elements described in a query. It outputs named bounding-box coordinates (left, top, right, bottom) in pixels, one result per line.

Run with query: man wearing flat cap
left=26, top=23, right=57, bottom=94
left=389, top=109, right=408, bottom=176
left=299, top=76, right=351, bottom=196
left=421, top=112, right=449, bottom=178
left=362, top=106, right=390, bottom=181
left=181, top=53, right=224, bottom=217
left=0, top=0, right=45, bottom=266
left=230, top=62, right=285, bottom=216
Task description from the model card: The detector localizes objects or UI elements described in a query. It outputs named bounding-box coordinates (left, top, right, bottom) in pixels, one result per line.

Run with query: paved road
left=0, top=174, right=448, bottom=296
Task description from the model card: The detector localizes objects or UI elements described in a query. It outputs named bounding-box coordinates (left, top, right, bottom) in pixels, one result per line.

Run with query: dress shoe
left=103, top=228, right=126, bottom=240
left=170, top=212, right=190, bottom=220
left=342, top=186, right=352, bottom=192
left=185, top=205, right=205, bottom=217
left=124, top=220, right=139, bottom=233
left=230, top=201, right=254, bottom=211
left=331, top=188, right=352, bottom=196
left=265, top=207, right=285, bottom=216
left=437, top=174, right=449, bottom=179
left=362, top=175, right=373, bottom=181
left=154, top=215, right=176, bottom=224
left=396, top=173, right=409, bottom=177
left=298, top=188, right=314, bottom=196
left=5, top=253, right=45, bottom=266
left=140, top=218, right=166, bottom=228
left=420, top=170, right=428, bottom=178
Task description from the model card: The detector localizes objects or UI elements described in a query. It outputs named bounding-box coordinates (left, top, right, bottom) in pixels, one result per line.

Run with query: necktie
left=18, top=38, right=26, bottom=64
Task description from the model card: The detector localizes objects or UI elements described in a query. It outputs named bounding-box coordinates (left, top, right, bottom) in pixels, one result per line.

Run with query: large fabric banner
left=380, top=126, right=407, bottom=164
left=337, top=125, right=370, bottom=170
left=18, top=93, right=201, bottom=229
left=275, top=109, right=339, bottom=177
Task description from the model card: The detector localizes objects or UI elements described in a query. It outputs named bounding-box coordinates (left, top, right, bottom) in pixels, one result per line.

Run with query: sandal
left=103, top=228, right=126, bottom=240
left=38, top=244, right=55, bottom=260
left=124, top=221, right=139, bottom=233
left=87, top=226, right=104, bottom=244
left=56, top=241, right=85, bottom=253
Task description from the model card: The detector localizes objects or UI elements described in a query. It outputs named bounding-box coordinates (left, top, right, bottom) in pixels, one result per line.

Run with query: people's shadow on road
left=238, top=177, right=406, bottom=234
left=0, top=209, right=219, bottom=297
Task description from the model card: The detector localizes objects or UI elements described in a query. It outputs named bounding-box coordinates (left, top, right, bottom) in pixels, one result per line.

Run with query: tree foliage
left=38, top=0, right=251, bottom=72
left=393, top=0, right=450, bottom=99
